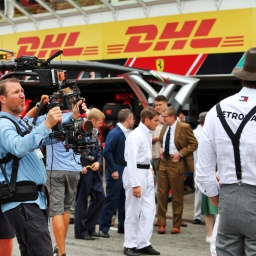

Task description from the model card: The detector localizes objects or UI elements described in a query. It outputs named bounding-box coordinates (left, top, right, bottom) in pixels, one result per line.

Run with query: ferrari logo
left=156, top=58, right=164, bottom=71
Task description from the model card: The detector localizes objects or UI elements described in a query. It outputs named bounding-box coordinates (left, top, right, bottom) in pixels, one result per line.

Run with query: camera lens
left=77, top=120, right=93, bottom=133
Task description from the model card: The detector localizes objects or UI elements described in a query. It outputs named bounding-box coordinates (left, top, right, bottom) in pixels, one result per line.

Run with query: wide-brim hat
left=233, top=47, right=256, bottom=81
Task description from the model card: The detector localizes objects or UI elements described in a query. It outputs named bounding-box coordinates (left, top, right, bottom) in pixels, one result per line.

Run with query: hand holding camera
left=72, top=99, right=86, bottom=119
left=44, top=106, right=62, bottom=130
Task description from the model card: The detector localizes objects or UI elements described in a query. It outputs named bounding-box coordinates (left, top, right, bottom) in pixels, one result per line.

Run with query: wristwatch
left=35, top=102, right=40, bottom=107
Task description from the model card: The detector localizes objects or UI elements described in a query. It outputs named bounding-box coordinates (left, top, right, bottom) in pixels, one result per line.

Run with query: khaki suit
left=157, top=121, right=198, bottom=228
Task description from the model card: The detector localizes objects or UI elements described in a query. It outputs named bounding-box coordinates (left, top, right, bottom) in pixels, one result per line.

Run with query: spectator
left=98, top=109, right=135, bottom=238
left=153, top=95, right=168, bottom=114
left=157, top=106, right=198, bottom=235
left=152, top=95, right=168, bottom=195
left=152, top=95, right=168, bottom=225
left=193, top=112, right=218, bottom=241
left=192, top=112, right=207, bottom=225
left=75, top=108, right=106, bottom=240
left=178, top=112, right=185, bottom=122
left=123, top=107, right=160, bottom=256
left=202, top=188, right=218, bottom=243
left=195, top=47, right=256, bottom=255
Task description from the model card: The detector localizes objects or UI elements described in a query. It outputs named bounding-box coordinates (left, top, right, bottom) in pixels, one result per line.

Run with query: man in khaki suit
left=157, top=107, right=198, bottom=234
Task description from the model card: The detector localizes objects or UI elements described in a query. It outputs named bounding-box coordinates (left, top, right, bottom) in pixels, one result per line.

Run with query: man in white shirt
left=178, top=112, right=185, bottom=122
left=157, top=107, right=198, bottom=235
left=193, top=112, right=207, bottom=225
left=195, top=47, right=256, bottom=255
left=123, top=108, right=160, bottom=256
left=152, top=95, right=168, bottom=198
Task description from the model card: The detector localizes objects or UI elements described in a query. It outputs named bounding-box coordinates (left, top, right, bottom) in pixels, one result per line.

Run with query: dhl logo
left=16, top=18, right=244, bottom=59
left=16, top=32, right=99, bottom=58
left=108, top=19, right=244, bottom=54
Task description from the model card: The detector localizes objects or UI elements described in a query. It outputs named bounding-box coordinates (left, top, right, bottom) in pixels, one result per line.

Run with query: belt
left=124, top=161, right=150, bottom=169
left=0, top=181, right=49, bottom=205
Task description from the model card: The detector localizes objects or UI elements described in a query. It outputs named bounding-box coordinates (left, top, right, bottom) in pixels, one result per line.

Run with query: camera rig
left=2, top=50, right=98, bottom=159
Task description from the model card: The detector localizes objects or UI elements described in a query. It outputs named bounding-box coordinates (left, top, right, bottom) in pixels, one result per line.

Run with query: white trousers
left=123, top=168, right=155, bottom=249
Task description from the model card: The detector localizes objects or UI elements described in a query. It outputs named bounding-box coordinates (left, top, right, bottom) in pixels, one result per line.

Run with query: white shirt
left=193, top=124, right=203, bottom=165
left=151, top=123, right=163, bottom=159
left=117, top=122, right=130, bottom=138
left=163, top=120, right=178, bottom=155
left=124, top=122, right=152, bottom=187
left=195, top=87, right=256, bottom=197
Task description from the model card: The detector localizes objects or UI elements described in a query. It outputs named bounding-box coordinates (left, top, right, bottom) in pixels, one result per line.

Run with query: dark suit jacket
left=159, top=121, right=198, bottom=173
left=103, top=125, right=126, bottom=179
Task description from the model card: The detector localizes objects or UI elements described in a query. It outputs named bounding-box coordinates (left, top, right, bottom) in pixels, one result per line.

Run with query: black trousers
left=99, top=176, right=125, bottom=233
left=5, top=203, right=53, bottom=256
left=75, top=170, right=105, bottom=236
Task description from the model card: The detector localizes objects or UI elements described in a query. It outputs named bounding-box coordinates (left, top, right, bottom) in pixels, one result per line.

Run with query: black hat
left=233, top=47, right=256, bottom=81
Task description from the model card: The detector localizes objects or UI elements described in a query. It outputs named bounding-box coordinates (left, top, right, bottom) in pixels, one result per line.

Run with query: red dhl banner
left=0, top=8, right=254, bottom=61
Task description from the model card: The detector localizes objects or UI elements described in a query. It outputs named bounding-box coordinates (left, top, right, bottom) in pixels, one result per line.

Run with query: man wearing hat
left=192, top=112, right=207, bottom=225
left=195, top=47, right=256, bottom=255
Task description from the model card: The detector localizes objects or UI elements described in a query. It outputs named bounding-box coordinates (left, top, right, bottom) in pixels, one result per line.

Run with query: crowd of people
left=1, top=46, right=256, bottom=256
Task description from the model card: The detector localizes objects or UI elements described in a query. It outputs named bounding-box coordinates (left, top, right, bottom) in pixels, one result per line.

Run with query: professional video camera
left=50, top=120, right=100, bottom=166
left=50, top=118, right=94, bottom=151
left=80, top=128, right=101, bottom=166
left=9, top=50, right=98, bottom=155
left=68, top=127, right=100, bottom=160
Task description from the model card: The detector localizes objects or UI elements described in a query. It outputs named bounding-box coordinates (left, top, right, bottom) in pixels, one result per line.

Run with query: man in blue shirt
left=25, top=89, right=87, bottom=256
left=0, top=78, right=84, bottom=256
left=0, top=77, right=64, bottom=256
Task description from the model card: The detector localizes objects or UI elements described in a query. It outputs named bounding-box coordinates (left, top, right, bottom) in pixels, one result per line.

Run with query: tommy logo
left=239, top=96, right=249, bottom=102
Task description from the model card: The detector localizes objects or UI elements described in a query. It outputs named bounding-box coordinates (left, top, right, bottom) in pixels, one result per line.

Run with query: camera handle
left=32, top=100, right=44, bottom=125
left=75, top=97, right=86, bottom=118
left=44, top=50, right=63, bottom=66
left=47, top=102, right=63, bottom=132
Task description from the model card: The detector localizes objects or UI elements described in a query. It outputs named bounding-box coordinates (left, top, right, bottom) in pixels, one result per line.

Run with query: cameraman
left=0, top=77, right=63, bottom=256
left=75, top=108, right=106, bottom=240
left=25, top=89, right=87, bottom=256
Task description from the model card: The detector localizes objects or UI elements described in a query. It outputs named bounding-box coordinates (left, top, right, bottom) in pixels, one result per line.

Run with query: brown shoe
left=157, top=225, right=165, bottom=234
left=181, top=221, right=187, bottom=227
left=171, top=227, right=180, bottom=234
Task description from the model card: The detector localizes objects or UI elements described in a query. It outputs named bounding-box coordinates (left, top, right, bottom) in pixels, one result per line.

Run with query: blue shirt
left=0, top=112, right=51, bottom=212
left=28, top=113, right=82, bottom=171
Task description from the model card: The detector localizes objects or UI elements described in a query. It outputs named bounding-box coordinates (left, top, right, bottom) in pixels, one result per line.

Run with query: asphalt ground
left=12, top=191, right=211, bottom=256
